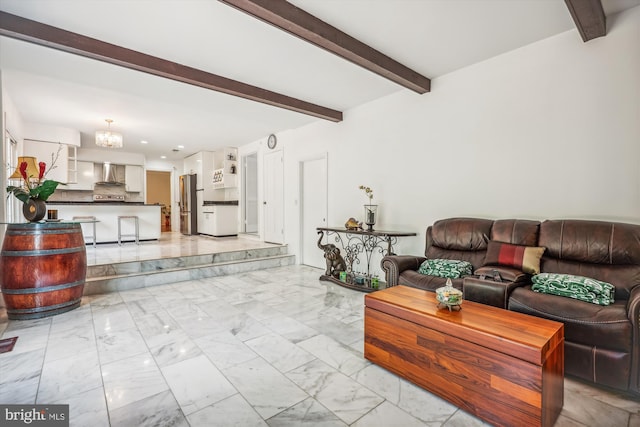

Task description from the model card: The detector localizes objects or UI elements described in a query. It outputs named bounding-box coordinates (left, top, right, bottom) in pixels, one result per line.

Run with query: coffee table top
left=365, top=285, right=564, bottom=365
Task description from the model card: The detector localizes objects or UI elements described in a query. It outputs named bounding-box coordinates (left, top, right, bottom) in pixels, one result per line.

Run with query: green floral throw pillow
left=531, top=273, right=615, bottom=306
left=418, top=259, right=473, bottom=279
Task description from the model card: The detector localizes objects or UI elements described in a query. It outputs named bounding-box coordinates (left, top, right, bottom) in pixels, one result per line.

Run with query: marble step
left=83, top=246, right=295, bottom=295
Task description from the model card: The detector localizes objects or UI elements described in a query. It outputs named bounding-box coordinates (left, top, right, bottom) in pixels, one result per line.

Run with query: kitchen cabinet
left=67, top=145, right=78, bottom=183
left=66, top=161, right=95, bottom=190
left=199, top=204, right=238, bottom=237
left=200, top=209, right=214, bottom=236
left=125, top=165, right=144, bottom=192
left=184, top=151, right=214, bottom=199
left=23, top=140, right=68, bottom=183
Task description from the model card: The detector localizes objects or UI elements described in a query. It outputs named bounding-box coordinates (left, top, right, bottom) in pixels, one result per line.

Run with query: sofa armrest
left=381, top=255, right=426, bottom=287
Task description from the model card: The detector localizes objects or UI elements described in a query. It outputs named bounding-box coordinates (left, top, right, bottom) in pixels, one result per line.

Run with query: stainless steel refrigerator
left=179, top=174, right=197, bottom=235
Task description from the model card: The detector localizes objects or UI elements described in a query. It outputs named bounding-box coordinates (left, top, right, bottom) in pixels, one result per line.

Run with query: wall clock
left=267, top=134, right=277, bottom=149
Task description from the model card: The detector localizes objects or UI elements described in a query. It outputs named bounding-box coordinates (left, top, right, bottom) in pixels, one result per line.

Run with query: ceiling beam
left=0, top=10, right=343, bottom=122
left=564, top=0, right=606, bottom=42
left=219, top=0, right=431, bottom=94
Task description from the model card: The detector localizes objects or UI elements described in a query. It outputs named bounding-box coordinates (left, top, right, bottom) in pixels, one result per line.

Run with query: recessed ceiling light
left=140, top=140, right=148, bottom=144
left=177, top=145, right=184, bottom=149
left=160, top=155, right=166, bottom=159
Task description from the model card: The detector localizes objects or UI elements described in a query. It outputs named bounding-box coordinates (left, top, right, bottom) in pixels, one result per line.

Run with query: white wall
left=253, top=6, right=640, bottom=278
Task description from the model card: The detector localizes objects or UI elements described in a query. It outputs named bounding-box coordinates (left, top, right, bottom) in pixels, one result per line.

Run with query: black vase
left=23, top=198, right=47, bottom=222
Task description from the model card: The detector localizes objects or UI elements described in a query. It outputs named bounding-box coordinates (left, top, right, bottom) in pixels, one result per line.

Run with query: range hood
left=95, top=162, right=124, bottom=185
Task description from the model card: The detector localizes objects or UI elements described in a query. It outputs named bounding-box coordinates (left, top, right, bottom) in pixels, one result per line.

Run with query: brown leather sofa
left=381, top=217, right=640, bottom=395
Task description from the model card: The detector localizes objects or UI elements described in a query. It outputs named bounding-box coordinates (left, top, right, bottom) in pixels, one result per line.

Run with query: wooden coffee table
left=364, top=286, right=564, bottom=427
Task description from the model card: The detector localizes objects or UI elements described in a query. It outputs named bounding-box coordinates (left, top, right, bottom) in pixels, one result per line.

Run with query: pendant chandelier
left=95, top=119, right=123, bottom=148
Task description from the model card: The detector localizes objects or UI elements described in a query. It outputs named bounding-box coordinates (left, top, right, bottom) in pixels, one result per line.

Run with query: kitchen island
left=47, top=202, right=161, bottom=244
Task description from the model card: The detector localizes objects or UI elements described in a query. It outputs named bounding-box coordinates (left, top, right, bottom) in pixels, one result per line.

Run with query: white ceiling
left=1, top=0, right=638, bottom=161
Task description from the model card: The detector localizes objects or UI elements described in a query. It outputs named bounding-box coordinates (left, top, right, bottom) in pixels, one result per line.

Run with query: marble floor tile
left=37, top=348, right=102, bottom=403
left=161, top=354, right=237, bottom=415
left=136, top=310, right=185, bottom=348
left=195, top=330, right=259, bottom=370
left=1, top=321, right=51, bottom=355
left=298, top=334, right=369, bottom=376
left=124, top=296, right=164, bottom=319
left=149, top=334, right=202, bottom=368
left=232, top=299, right=281, bottom=321
left=560, top=384, right=632, bottom=427
left=353, top=364, right=458, bottom=424
left=44, top=327, right=98, bottom=362
left=216, top=312, right=272, bottom=342
left=187, top=393, right=267, bottom=427
left=295, top=313, right=363, bottom=347
left=0, top=348, right=45, bottom=404
left=351, top=400, right=430, bottom=427
left=245, top=332, right=316, bottom=373
left=101, top=352, right=169, bottom=411
left=96, top=328, right=149, bottom=364
left=53, top=386, right=109, bottom=427
left=222, top=357, right=308, bottom=419
left=260, top=314, right=320, bottom=343
left=266, top=397, right=347, bottom=427
left=108, top=390, right=188, bottom=427
left=172, top=313, right=227, bottom=339
left=91, top=302, right=137, bottom=334
left=196, top=298, right=243, bottom=320
left=286, top=359, right=384, bottom=425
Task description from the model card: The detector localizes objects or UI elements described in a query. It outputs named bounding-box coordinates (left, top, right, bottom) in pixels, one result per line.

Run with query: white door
left=264, top=150, right=284, bottom=244
left=243, top=153, right=258, bottom=234
left=301, top=156, right=328, bottom=269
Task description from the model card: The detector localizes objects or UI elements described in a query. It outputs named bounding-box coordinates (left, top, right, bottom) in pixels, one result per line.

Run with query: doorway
left=146, top=170, right=172, bottom=232
left=242, top=152, right=258, bottom=234
left=300, top=156, right=328, bottom=269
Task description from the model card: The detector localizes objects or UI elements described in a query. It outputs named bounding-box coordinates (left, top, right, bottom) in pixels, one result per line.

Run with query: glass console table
left=316, top=227, right=416, bottom=292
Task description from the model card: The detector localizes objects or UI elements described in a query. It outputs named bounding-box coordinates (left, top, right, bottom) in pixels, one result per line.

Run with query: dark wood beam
left=219, top=0, right=431, bottom=94
left=0, top=10, right=343, bottom=122
left=564, top=0, right=606, bottom=42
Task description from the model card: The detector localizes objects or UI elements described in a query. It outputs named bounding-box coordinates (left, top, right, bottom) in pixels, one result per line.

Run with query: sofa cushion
left=491, top=219, right=540, bottom=246
left=509, top=286, right=631, bottom=352
left=427, top=218, right=493, bottom=252
left=418, top=259, right=473, bottom=279
left=539, top=220, right=640, bottom=301
left=483, top=241, right=545, bottom=274
left=531, top=273, right=615, bottom=306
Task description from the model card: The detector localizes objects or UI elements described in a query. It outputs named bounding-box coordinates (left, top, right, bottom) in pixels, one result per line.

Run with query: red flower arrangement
left=6, top=151, right=63, bottom=203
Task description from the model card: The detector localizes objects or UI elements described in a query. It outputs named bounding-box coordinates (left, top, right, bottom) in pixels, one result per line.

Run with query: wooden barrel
left=0, top=222, right=87, bottom=320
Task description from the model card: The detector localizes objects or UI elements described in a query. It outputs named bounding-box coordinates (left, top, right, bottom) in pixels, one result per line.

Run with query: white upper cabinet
left=125, top=165, right=144, bottom=192
left=65, top=161, right=95, bottom=191
left=183, top=151, right=215, bottom=198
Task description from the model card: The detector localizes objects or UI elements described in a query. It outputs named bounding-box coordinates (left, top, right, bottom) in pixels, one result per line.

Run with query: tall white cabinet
left=125, top=165, right=144, bottom=192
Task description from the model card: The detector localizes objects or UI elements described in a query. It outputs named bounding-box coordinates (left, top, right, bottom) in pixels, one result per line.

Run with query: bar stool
left=72, top=216, right=97, bottom=248
left=118, top=215, right=139, bottom=245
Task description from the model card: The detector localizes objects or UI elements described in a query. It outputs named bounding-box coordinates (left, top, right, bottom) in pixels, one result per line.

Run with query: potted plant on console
left=7, top=150, right=63, bottom=222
